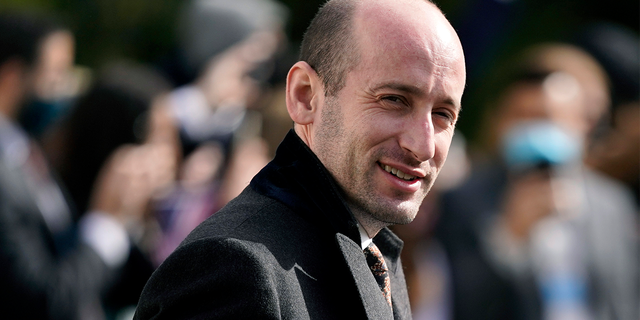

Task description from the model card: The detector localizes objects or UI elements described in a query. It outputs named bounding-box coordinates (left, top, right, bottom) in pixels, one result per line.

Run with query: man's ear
left=286, top=61, right=323, bottom=125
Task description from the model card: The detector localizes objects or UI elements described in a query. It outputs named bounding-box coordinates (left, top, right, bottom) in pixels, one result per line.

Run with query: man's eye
left=433, top=110, right=456, bottom=124
left=434, top=111, right=451, bottom=119
left=381, top=96, right=405, bottom=104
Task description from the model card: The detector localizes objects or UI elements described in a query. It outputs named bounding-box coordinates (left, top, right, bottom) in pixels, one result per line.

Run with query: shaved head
left=299, top=0, right=441, bottom=97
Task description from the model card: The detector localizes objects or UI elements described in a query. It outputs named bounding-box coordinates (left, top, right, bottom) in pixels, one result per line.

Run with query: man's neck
left=350, top=205, right=389, bottom=241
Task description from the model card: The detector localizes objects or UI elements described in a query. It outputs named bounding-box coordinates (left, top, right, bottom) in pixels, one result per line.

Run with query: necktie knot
left=363, top=243, right=392, bottom=306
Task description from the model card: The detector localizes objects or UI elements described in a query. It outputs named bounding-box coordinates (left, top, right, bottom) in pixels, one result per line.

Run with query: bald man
left=135, top=0, right=466, bottom=319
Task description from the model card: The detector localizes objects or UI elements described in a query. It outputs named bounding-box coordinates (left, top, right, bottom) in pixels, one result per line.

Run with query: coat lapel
left=336, top=234, right=394, bottom=319
left=376, top=229, right=412, bottom=319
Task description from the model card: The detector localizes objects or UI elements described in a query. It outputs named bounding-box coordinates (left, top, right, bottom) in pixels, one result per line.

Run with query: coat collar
left=250, top=130, right=404, bottom=265
left=250, top=129, right=362, bottom=245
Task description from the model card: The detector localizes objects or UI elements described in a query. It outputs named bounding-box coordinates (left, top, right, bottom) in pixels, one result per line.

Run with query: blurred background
left=0, top=0, right=637, bottom=319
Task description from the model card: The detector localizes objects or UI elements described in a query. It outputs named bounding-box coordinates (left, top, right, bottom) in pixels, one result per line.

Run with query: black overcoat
left=135, top=130, right=412, bottom=319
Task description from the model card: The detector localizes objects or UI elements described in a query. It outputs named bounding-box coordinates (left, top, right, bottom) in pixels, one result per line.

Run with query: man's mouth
left=380, top=164, right=418, bottom=181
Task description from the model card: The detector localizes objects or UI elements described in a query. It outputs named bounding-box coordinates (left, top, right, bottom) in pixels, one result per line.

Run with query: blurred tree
left=56, top=0, right=182, bottom=67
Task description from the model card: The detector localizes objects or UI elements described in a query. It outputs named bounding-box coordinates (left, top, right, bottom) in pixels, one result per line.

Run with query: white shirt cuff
left=80, top=211, right=130, bottom=268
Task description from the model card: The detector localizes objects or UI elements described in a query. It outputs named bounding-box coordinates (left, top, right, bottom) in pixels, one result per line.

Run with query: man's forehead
left=349, top=1, right=465, bottom=91
left=353, top=0, right=462, bottom=64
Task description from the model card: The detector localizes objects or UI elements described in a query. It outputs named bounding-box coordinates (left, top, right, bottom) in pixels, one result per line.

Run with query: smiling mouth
left=380, top=163, right=418, bottom=181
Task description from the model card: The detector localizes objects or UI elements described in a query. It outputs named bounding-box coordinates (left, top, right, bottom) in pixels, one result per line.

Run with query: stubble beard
left=315, top=98, right=430, bottom=230
left=345, top=143, right=432, bottom=228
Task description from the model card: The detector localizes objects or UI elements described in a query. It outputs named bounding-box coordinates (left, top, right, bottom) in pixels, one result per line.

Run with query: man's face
left=311, top=1, right=466, bottom=228
left=31, top=31, right=75, bottom=100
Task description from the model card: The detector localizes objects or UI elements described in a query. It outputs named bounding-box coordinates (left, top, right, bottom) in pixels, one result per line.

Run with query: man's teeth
left=383, top=165, right=417, bottom=181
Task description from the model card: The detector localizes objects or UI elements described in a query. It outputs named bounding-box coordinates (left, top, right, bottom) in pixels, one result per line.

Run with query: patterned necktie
left=363, top=243, right=392, bottom=306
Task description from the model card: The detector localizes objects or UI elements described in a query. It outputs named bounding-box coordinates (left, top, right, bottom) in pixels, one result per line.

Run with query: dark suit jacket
left=0, top=134, right=112, bottom=319
left=0, top=121, right=153, bottom=319
left=135, top=130, right=412, bottom=319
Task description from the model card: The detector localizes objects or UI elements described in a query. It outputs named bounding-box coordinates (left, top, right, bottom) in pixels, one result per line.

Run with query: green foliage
left=1, top=0, right=182, bottom=67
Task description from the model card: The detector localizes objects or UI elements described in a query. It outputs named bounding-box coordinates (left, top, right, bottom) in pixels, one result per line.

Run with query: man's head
left=0, top=12, right=73, bottom=120
left=286, top=0, right=466, bottom=236
left=483, top=44, right=610, bottom=154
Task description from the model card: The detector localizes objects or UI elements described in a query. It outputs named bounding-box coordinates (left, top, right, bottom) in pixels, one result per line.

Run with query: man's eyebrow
left=373, top=82, right=424, bottom=96
left=372, top=82, right=461, bottom=111
left=442, top=97, right=462, bottom=112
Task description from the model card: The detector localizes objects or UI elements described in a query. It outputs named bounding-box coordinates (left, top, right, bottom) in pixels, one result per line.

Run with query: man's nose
left=398, top=113, right=435, bottom=162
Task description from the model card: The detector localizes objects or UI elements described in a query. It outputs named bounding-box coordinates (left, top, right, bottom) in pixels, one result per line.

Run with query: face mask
left=501, top=120, right=582, bottom=173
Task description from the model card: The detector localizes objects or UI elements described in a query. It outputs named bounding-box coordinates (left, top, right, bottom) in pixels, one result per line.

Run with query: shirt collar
left=357, top=223, right=373, bottom=250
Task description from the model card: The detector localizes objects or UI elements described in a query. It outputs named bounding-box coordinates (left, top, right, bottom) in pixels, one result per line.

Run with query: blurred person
left=168, top=0, right=288, bottom=157
left=578, top=23, right=640, bottom=209
left=51, top=61, right=181, bottom=316
left=134, top=0, right=467, bottom=318
left=152, top=141, right=225, bottom=265
left=436, top=43, right=638, bottom=320
left=56, top=62, right=179, bottom=220
left=148, top=0, right=290, bottom=266
left=15, top=13, right=79, bottom=141
left=0, top=12, right=166, bottom=320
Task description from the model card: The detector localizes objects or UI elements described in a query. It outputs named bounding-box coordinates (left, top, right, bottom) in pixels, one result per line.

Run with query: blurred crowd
left=0, top=1, right=291, bottom=319
left=0, top=0, right=637, bottom=320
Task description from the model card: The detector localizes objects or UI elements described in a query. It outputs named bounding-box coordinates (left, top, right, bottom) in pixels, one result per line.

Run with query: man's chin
left=367, top=200, right=421, bottom=226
